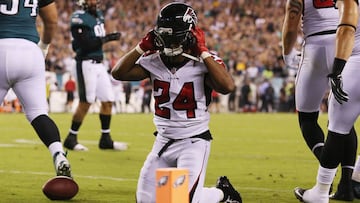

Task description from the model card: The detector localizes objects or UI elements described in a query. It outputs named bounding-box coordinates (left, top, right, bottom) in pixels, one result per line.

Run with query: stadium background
left=1, top=0, right=321, bottom=114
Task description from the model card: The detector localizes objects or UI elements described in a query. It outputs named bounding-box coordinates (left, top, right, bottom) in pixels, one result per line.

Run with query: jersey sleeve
left=39, top=0, right=54, bottom=8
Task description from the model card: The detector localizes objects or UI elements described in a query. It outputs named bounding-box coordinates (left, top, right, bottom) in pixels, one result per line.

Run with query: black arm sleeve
left=71, top=26, right=103, bottom=53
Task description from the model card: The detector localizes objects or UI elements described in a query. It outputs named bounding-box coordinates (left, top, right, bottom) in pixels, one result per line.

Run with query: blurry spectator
left=258, top=79, right=269, bottom=111
left=123, top=81, right=132, bottom=112
left=228, top=88, right=236, bottom=112
left=264, top=84, right=275, bottom=112
left=140, top=78, right=152, bottom=113
left=210, top=90, right=220, bottom=113
left=0, top=89, right=21, bottom=113
left=45, top=73, right=57, bottom=109
left=278, top=82, right=288, bottom=112
left=110, top=77, right=125, bottom=113
left=239, top=77, right=251, bottom=112
left=64, top=75, right=76, bottom=112
left=258, top=78, right=274, bottom=112
left=320, top=90, right=330, bottom=113
left=287, top=85, right=296, bottom=112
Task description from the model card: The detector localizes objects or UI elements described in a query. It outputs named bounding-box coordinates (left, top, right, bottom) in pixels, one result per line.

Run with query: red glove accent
left=138, top=30, right=156, bottom=53
left=191, top=27, right=209, bottom=55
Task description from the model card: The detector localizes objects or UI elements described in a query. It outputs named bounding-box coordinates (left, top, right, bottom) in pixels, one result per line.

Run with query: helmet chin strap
left=163, top=47, right=183, bottom=56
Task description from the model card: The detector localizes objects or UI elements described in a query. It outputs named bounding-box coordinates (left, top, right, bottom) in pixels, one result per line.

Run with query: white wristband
left=135, top=44, right=145, bottom=55
left=200, top=51, right=211, bottom=59
left=38, top=40, right=50, bottom=57
left=282, top=48, right=300, bottom=69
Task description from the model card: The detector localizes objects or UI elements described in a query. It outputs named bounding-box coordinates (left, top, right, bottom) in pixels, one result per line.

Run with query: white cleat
left=113, top=141, right=128, bottom=151
left=294, top=187, right=329, bottom=203
left=53, top=152, right=72, bottom=177
left=73, top=143, right=89, bottom=151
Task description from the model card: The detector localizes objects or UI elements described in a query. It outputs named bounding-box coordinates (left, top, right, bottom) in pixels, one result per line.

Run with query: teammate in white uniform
left=0, top=0, right=71, bottom=177
left=282, top=0, right=358, bottom=200
left=112, top=3, right=241, bottom=203
left=294, top=0, right=360, bottom=202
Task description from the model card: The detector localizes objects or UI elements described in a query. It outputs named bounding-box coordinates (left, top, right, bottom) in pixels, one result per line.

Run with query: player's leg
left=330, top=60, right=360, bottom=200
left=11, top=39, right=71, bottom=177
left=177, top=136, right=241, bottom=203
left=294, top=41, right=354, bottom=199
left=96, top=67, right=127, bottom=150
left=64, top=60, right=96, bottom=151
left=295, top=43, right=331, bottom=161
left=352, top=154, right=360, bottom=198
left=64, top=101, right=91, bottom=151
left=136, top=136, right=168, bottom=203
left=0, top=40, right=10, bottom=107
left=331, top=127, right=357, bottom=200
left=304, top=63, right=360, bottom=202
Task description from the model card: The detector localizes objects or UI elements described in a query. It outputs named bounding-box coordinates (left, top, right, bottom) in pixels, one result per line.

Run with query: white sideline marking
left=15, top=139, right=42, bottom=144
left=0, top=170, right=137, bottom=182
left=14, top=139, right=98, bottom=145
left=0, top=144, right=17, bottom=147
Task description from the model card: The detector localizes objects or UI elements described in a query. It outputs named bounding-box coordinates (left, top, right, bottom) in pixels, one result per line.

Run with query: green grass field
left=0, top=112, right=358, bottom=203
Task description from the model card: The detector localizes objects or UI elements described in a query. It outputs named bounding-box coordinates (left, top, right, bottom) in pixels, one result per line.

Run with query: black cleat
left=353, top=180, right=360, bottom=199
left=329, top=191, right=354, bottom=201
left=64, top=134, right=88, bottom=151
left=294, top=187, right=306, bottom=202
left=330, top=183, right=354, bottom=201
left=99, top=135, right=127, bottom=151
left=216, top=176, right=242, bottom=203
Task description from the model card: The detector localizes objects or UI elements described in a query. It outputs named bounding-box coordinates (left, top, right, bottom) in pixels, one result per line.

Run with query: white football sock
left=48, top=142, right=65, bottom=157
left=316, top=165, right=337, bottom=193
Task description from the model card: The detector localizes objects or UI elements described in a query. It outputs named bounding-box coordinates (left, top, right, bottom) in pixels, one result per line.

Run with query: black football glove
left=328, top=73, right=348, bottom=104
left=328, top=58, right=348, bottom=104
left=101, top=32, right=121, bottom=43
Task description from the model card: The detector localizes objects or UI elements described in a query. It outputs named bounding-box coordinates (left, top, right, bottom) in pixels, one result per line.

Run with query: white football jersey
left=302, top=0, right=338, bottom=38
left=138, top=53, right=212, bottom=139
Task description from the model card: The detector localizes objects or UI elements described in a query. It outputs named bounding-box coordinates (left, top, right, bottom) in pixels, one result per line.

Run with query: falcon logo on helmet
left=183, top=7, right=197, bottom=25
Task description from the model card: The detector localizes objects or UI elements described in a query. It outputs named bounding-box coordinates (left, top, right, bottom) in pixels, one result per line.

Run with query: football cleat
left=294, top=187, right=328, bottom=203
left=353, top=180, right=360, bottom=199
left=294, top=187, right=305, bottom=202
left=64, top=134, right=88, bottom=151
left=329, top=183, right=354, bottom=201
left=99, top=135, right=128, bottom=151
left=72, top=143, right=89, bottom=151
left=216, top=176, right=242, bottom=203
left=53, top=151, right=72, bottom=178
left=329, top=191, right=354, bottom=201
left=113, top=141, right=128, bottom=151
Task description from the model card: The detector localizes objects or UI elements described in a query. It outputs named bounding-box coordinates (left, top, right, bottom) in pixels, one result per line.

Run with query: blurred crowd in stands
left=0, top=0, right=330, bottom=114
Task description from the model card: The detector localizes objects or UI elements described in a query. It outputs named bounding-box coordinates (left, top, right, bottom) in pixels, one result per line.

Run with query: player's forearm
left=204, top=58, right=235, bottom=94
left=335, top=0, right=358, bottom=60
left=282, top=31, right=298, bottom=55
left=111, top=48, right=146, bottom=81
left=335, top=27, right=356, bottom=60
left=39, top=2, right=58, bottom=44
left=282, top=0, right=302, bottom=54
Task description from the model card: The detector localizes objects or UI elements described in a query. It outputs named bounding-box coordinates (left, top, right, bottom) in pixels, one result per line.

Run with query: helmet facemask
left=154, top=26, right=195, bottom=57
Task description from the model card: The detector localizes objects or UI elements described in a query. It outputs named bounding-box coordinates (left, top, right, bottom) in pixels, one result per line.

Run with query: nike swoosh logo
left=191, top=140, right=200, bottom=144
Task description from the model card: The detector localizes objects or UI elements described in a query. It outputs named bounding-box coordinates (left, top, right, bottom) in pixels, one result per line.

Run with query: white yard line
left=0, top=170, right=137, bottom=182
